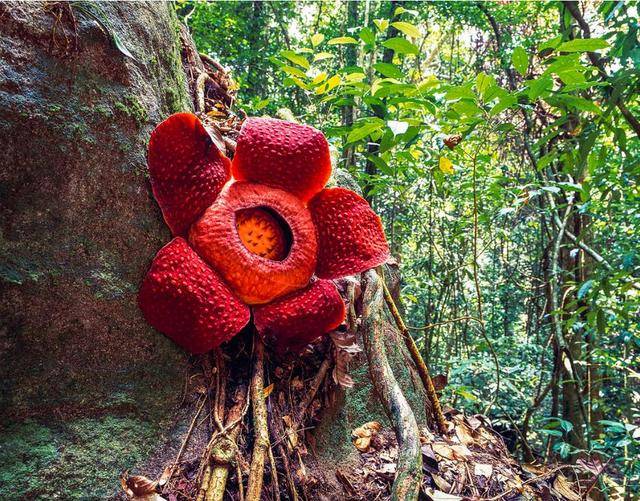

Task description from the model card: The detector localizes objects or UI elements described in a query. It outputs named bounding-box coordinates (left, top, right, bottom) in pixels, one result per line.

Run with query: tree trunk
left=0, top=2, right=192, bottom=498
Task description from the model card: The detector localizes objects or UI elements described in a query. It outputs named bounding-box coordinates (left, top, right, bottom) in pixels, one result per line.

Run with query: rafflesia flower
left=139, top=113, right=390, bottom=354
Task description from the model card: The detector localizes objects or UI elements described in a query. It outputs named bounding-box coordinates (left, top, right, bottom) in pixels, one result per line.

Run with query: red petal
left=138, top=238, right=249, bottom=354
left=253, top=279, right=345, bottom=352
left=189, top=182, right=317, bottom=305
left=148, top=113, right=231, bottom=235
left=309, top=187, right=390, bottom=279
left=231, top=118, right=331, bottom=202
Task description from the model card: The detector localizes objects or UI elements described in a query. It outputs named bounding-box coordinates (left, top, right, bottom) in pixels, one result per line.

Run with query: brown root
left=246, top=337, right=270, bottom=500
left=361, top=270, right=423, bottom=500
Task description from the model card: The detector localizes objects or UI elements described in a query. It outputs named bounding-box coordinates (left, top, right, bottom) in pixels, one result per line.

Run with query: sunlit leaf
left=313, top=52, right=334, bottom=62
left=311, top=33, right=324, bottom=47
left=373, top=62, right=403, bottom=79
left=512, top=46, right=529, bottom=76
left=373, top=19, right=389, bottom=32
left=439, top=156, right=454, bottom=174
left=347, top=122, right=383, bottom=143
left=328, top=36, right=358, bottom=45
left=556, top=38, right=609, bottom=53
left=391, top=21, right=421, bottom=39
left=382, top=37, right=419, bottom=55
left=281, top=50, right=310, bottom=69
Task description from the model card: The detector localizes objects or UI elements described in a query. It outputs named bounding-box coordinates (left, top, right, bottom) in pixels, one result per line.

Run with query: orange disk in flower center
left=235, top=207, right=290, bottom=261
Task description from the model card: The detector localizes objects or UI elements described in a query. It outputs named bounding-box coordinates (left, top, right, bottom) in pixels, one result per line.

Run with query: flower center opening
left=235, top=207, right=292, bottom=261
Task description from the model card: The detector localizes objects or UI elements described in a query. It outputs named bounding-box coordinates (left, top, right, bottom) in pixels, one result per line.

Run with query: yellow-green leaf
left=281, top=50, right=309, bottom=69
left=439, top=156, right=454, bottom=175
left=328, top=36, right=358, bottom=45
left=325, top=75, right=341, bottom=91
left=311, top=72, right=327, bottom=85
left=313, top=52, right=334, bottom=62
left=391, top=21, right=421, bottom=39
left=373, top=19, right=389, bottom=32
left=311, top=33, right=324, bottom=47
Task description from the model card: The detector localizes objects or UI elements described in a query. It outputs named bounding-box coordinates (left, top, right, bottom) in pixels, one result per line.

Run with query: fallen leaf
left=352, top=421, right=382, bottom=452
left=454, top=421, right=475, bottom=446
left=431, top=374, right=448, bottom=391
left=425, top=488, right=461, bottom=500
left=552, top=474, right=581, bottom=501
left=474, top=463, right=493, bottom=477
left=465, top=415, right=483, bottom=430
left=121, top=473, right=165, bottom=500
left=330, top=331, right=362, bottom=388
left=263, top=383, right=274, bottom=398
left=432, top=442, right=456, bottom=460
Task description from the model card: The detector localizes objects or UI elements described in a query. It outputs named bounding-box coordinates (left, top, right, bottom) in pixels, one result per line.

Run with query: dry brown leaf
left=352, top=421, right=382, bottom=452
left=263, top=383, right=274, bottom=398
left=553, top=474, right=581, bottom=501
left=521, top=463, right=546, bottom=475
left=157, top=466, right=173, bottom=487
left=432, top=442, right=456, bottom=461
left=454, top=422, right=475, bottom=446
left=282, top=415, right=298, bottom=449
left=432, top=374, right=448, bottom=391
left=330, top=330, right=362, bottom=388
left=121, top=473, right=165, bottom=500
left=474, top=463, right=493, bottom=477
left=465, top=415, right=483, bottom=430
left=450, top=444, right=472, bottom=459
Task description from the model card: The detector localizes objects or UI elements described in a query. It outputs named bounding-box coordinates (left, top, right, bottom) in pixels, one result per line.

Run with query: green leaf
left=452, top=100, right=483, bottom=118
left=382, top=37, right=419, bottom=55
left=310, top=33, right=324, bottom=47
left=359, top=27, right=375, bottom=46
left=444, top=83, right=475, bottom=100
left=391, top=21, right=421, bottom=39
left=281, top=65, right=307, bottom=79
left=525, top=75, right=553, bottom=99
left=556, top=69, right=586, bottom=85
left=281, top=50, right=309, bottom=69
left=489, top=95, right=518, bottom=116
left=373, top=62, right=404, bottom=79
left=476, top=72, right=494, bottom=97
left=254, top=98, right=270, bottom=110
left=550, top=94, right=602, bottom=114
left=539, top=36, right=563, bottom=52
left=512, top=46, right=529, bottom=76
left=347, top=122, right=383, bottom=143
left=280, top=66, right=307, bottom=78
left=327, top=36, right=358, bottom=45
left=556, top=38, right=609, bottom=53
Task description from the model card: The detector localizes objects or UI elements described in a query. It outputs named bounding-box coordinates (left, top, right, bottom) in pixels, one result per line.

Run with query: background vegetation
left=178, top=0, right=639, bottom=495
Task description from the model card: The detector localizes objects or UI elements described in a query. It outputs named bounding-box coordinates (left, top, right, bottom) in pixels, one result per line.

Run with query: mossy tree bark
left=0, top=2, right=192, bottom=498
